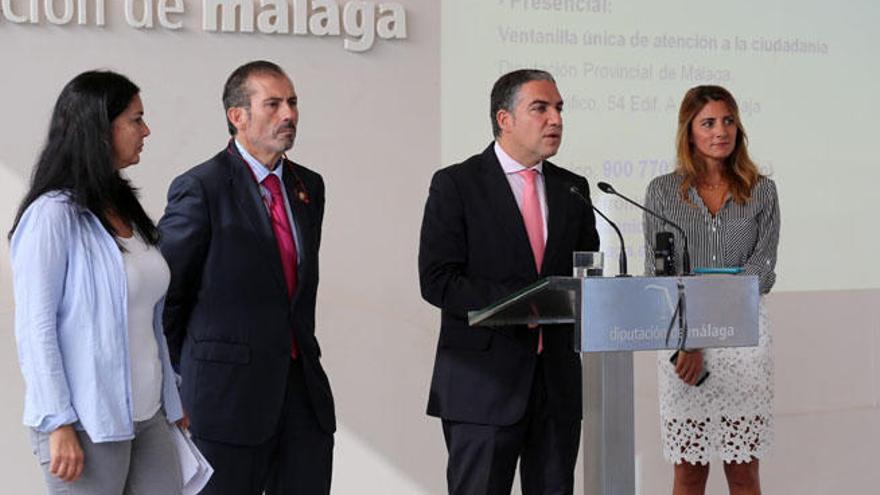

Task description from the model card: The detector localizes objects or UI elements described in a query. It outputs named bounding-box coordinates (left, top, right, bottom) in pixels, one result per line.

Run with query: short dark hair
left=222, top=60, right=288, bottom=135
left=489, top=69, right=556, bottom=137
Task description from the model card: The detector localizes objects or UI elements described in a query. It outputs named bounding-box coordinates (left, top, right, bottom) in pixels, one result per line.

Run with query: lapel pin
left=282, top=155, right=310, bottom=204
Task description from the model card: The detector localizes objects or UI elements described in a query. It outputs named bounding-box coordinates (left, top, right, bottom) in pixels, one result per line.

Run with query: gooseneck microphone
left=568, top=185, right=629, bottom=277
left=599, top=182, right=704, bottom=384
left=596, top=181, right=692, bottom=275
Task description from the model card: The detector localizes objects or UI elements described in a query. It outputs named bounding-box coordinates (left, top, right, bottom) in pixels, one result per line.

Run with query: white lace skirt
left=657, top=299, right=773, bottom=465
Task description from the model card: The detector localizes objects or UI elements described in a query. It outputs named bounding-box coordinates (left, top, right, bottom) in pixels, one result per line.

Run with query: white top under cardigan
left=11, top=192, right=183, bottom=441
left=118, top=234, right=167, bottom=422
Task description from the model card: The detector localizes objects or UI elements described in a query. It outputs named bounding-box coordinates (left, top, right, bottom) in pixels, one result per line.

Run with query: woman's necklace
left=698, top=179, right=727, bottom=191
left=697, top=178, right=729, bottom=215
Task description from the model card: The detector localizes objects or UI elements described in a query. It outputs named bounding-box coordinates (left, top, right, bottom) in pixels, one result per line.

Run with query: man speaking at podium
left=418, top=69, right=600, bottom=494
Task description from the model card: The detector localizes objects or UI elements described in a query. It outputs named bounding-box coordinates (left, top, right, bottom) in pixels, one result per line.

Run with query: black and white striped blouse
left=642, top=172, right=780, bottom=294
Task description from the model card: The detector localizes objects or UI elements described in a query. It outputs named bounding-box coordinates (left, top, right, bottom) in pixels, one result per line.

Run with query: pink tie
left=519, top=169, right=545, bottom=271
left=519, top=169, right=545, bottom=353
left=263, top=174, right=299, bottom=359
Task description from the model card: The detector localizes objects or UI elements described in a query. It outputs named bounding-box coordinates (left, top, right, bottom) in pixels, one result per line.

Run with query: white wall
left=1, top=1, right=446, bottom=492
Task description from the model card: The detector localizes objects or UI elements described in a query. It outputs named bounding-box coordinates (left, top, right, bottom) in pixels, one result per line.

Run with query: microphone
left=569, top=185, right=629, bottom=277
left=654, top=232, right=676, bottom=276
left=600, top=182, right=705, bottom=384
left=596, top=181, right=692, bottom=275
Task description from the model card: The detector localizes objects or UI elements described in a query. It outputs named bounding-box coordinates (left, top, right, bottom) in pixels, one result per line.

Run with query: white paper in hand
left=170, top=425, right=214, bottom=495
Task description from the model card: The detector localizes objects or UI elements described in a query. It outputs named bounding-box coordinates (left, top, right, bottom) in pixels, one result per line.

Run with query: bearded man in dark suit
left=159, top=60, right=334, bottom=495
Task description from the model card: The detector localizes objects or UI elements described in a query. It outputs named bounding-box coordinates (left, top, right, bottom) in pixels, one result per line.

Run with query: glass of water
left=573, top=251, right=604, bottom=278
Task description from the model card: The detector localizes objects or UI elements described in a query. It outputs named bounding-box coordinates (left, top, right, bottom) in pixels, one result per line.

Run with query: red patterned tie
left=519, top=169, right=545, bottom=353
left=263, top=174, right=298, bottom=358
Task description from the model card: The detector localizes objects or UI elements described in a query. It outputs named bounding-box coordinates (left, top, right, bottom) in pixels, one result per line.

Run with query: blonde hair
left=675, top=85, right=761, bottom=204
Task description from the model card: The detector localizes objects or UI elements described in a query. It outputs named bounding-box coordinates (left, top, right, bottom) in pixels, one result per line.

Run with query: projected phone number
left=577, top=159, right=673, bottom=179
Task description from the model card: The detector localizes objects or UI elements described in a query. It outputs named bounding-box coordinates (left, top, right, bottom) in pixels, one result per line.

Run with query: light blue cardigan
left=11, top=192, right=183, bottom=442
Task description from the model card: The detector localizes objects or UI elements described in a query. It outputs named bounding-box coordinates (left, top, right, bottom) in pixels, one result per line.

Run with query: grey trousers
left=29, top=411, right=183, bottom=495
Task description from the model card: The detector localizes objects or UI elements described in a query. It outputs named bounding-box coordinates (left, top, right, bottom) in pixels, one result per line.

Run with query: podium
left=468, top=275, right=760, bottom=495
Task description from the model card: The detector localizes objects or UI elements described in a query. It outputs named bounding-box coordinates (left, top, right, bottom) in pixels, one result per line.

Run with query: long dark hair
left=9, top=70, right=158, bottom=245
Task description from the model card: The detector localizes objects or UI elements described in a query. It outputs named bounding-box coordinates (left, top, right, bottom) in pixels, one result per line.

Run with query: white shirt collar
left=234, top=140, right=284, bottom=183
left=494, top=141, right=543, bottom=176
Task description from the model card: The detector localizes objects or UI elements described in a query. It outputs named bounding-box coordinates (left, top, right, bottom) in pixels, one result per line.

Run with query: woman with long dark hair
left=10, top=70, right=186, bottom=493
left=644, top=85, right=780, bottom=495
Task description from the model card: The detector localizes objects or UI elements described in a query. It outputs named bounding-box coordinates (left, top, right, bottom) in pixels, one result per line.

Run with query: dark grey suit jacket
left=159, top=142, right=335, bottom=446
left=419, top=143, right=599, bottom=426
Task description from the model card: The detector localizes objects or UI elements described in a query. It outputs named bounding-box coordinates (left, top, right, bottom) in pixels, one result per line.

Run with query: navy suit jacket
left=418, top=143, right=599, bottom=426
left=158, top=142, right=335, bottom=446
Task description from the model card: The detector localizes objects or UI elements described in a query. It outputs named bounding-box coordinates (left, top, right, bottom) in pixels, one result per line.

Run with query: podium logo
left=608, top=324, right=736, bottom=343
left=690, top=324, right=735, bottom=341
left=609, top=325, right=664, bottom=342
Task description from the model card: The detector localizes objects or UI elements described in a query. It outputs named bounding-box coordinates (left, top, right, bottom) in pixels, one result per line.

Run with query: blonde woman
left=644, top=85, right=780, bottom=495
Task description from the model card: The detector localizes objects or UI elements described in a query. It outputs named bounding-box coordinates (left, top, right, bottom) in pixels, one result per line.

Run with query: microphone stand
left=596, top=181, right=691, bottom=275
left=598, top=181, right=706, bottom=385
left=568, top=185, right=629, bottom=277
